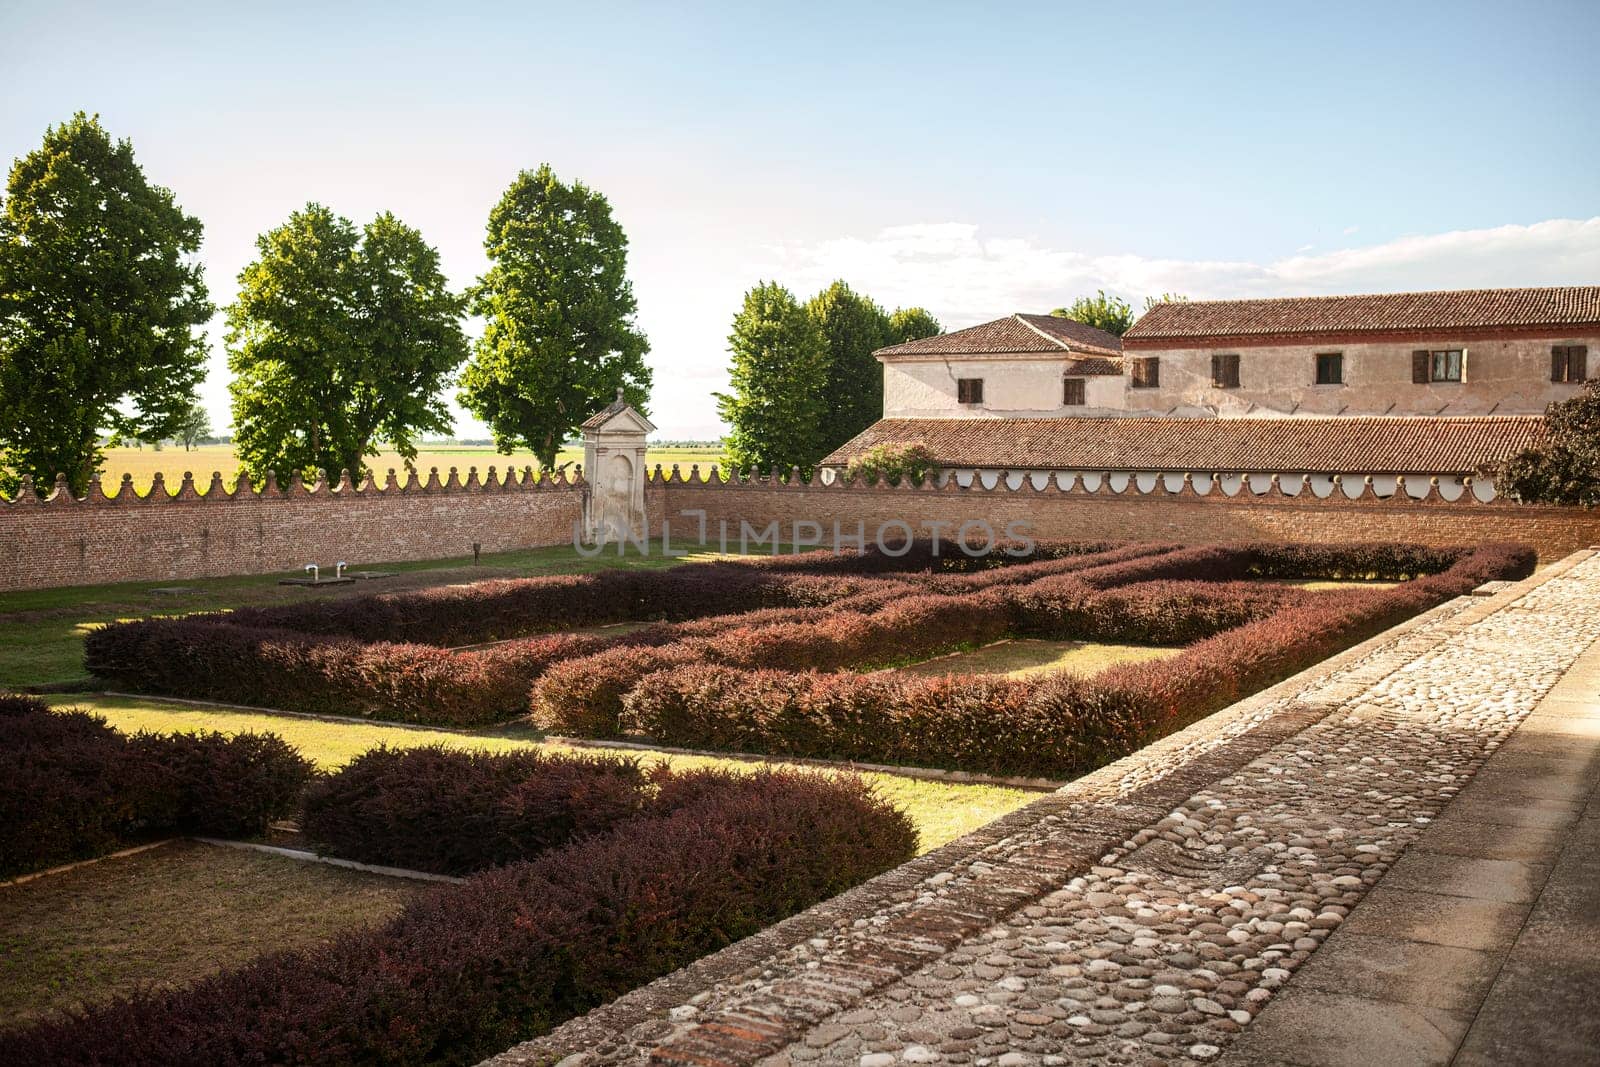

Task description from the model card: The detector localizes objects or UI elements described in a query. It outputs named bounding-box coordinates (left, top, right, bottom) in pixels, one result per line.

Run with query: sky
left=3, top=0, right=1598, bottom=441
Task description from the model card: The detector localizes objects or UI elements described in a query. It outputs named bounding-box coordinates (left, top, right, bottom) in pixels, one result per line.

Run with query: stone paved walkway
left=487, top=551, right=1600, bottom=1067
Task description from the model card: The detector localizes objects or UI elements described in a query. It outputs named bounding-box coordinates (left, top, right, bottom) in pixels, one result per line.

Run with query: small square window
left=1063, top=378, right=1086, bottom=406
left=1315, top=352, right=1344, bottom=385
left=1131, top=357, right=1160, bottom=389
left=1211, top=353, right=1240, bottom=389
left=957, top=378, right=984, bottom=404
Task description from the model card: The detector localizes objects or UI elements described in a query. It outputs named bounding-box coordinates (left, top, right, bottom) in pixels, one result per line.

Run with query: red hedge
left=301, top=745, right=651, bottom=875
left=0, top=696, right=314, bottom=877
left=0, top=769, right=917, bottom=1066
left=620, top=544, right=1533, bottom=778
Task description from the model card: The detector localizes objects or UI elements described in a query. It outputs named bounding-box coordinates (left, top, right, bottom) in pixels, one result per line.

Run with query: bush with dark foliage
left=0, top=694, right=313, bottom=877
left=0, top=769, right=917, bottom=1067
left=302, top=745, right=650, bottom=875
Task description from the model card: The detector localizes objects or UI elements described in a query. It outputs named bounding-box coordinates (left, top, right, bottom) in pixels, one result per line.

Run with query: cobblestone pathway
left=488, top=552, right=1600, bottom=1067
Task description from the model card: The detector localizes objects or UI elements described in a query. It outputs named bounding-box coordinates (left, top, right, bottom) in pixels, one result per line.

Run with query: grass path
left=52, top=695, right=1040, bottom=855
left=897, top=638, right=1183, bottom=679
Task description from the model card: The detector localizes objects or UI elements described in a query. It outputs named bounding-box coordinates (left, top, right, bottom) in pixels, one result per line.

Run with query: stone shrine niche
left=580, top=389, right=654, bottom=544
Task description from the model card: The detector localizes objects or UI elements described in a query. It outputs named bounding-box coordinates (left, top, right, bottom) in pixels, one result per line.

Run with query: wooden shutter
left=1412, top=351, right=1430, bottom=383
left=1553, top=346, right=1568, bottom=382
left=1572, top=346, right=1588, bottom=381
left=1063, top=378, right=1085, bottom=405
left=1212, top=354, right=1239, bottom=388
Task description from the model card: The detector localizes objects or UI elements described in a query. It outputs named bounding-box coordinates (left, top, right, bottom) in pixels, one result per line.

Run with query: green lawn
left=52, top=695, right=1039, bottom=853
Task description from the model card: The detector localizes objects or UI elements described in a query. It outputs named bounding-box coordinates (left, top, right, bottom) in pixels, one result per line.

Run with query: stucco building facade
left=829, top=287, right=1599, bottom=482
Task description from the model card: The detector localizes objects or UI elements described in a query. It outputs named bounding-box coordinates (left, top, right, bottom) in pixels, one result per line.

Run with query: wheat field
left=91, top=444, right=727, bottom=496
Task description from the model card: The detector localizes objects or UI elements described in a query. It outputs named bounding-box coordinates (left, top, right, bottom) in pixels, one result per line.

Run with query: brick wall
left=7, top=466, right=1599, bottom=593
left=0, top=471, right=586, bottom=591
left=644, top=473, right=1600, bottom=562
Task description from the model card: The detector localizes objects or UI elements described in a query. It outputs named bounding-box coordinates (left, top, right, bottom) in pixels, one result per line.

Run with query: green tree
left=227, top=205, right=467, bottom=482
left=808, top=281, right=892, bottom=453
left=171, top=399, right=211, bottom=451
left=887, top=306, right=941, bottom=345
left=717, top=282, right=830, bottom=476
left=1491, top=381, right=1600, bottom=505
left=846, top=441, right=937, bottom=486
left=458, top=165, right=652, bottom=470
left=1051, top=289, right=1135, bottom=336
left=0, top=113, right=210, bottom=495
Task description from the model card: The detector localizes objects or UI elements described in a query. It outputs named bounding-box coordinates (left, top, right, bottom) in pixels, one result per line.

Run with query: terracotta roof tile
left=877, top=314, right=1123, bottom=360
left=821, top=416, right=1543, bottom=475
left=1126, top=287, right=1600, bottom=344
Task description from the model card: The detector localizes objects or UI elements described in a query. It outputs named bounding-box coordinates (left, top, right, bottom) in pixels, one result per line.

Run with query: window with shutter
left=1212, top=353, right=1240, bottom=388
left=1415, top=349, right=1463, bottom=383
left=1553, top=345, right=1589, bottom=383
left=957, top=378, right=984, bottom=404
left=1131, top=357, right=1160, bottom=389
left=1063, top=377, right=1086, bottom=406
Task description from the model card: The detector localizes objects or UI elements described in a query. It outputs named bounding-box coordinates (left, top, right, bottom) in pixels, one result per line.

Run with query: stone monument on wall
left=580, top=389, right=654, bottom=544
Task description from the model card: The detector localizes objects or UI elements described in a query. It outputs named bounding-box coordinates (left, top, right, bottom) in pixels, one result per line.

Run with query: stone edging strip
left=0, top=838, right=176, bottom=889
left=545, top=734, right=1064, bottom=791
left=192, top=837, right=464, bottom=884
left=484, top=562, right=1562, bottom=1067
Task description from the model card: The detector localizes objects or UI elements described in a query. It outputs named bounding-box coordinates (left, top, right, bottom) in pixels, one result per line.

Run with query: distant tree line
left=0, top=115, right=652, bottom=495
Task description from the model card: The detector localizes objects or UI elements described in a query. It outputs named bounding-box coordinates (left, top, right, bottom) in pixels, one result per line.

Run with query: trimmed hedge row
left=210, top=542, right=1059, bottom=646
left=617, top=543, right=1534, bottom=778
left=86, top=583, right=921, bottom=727
left=533, top=579, right=1302, bottom=737
left=302, top=745, right=650, bottom=875
left=1, top=769, right=917, bottom=1067
left=0, top=695, right=314, bottom=878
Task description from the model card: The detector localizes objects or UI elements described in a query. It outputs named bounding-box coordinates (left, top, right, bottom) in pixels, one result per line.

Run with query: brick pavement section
left=482, top=551, right=1600, bottom=1067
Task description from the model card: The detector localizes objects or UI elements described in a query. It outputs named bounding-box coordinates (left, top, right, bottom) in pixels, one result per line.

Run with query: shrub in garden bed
left=621, top=543, right=1534, bottom=778
left=1009, top=578, right=1308, bottom=644
left=532, top=590, right=1017, bottom=736
left=0, top=695, right=313, bottom=877
left=86, top=620, right=637, bottom=726
left=0, top=769, right=917, bottom=1067
left=302, top=745, right=650, bottom=875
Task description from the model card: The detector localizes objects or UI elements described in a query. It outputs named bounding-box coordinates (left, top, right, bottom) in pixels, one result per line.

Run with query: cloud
left=760, top=217, right=1600, bottom=330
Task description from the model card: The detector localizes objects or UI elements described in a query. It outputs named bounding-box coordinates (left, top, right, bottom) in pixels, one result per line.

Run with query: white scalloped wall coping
left=632, top=463, right=1513, bottom=504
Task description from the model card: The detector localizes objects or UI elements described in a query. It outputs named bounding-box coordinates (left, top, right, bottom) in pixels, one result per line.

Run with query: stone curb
left=192, top=837, right=464, bottom=884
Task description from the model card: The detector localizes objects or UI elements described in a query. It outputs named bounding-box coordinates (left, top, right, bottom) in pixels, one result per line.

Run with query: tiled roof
left=1126, top=287, right=1600, bottom=344
left=821, top=416, right=1543, bottom=475
left=1015, top=314, right=1125, bottom=357
left=581, top=390, right=644, bottom=430
left=876, top=314, right=1124, bottom=360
